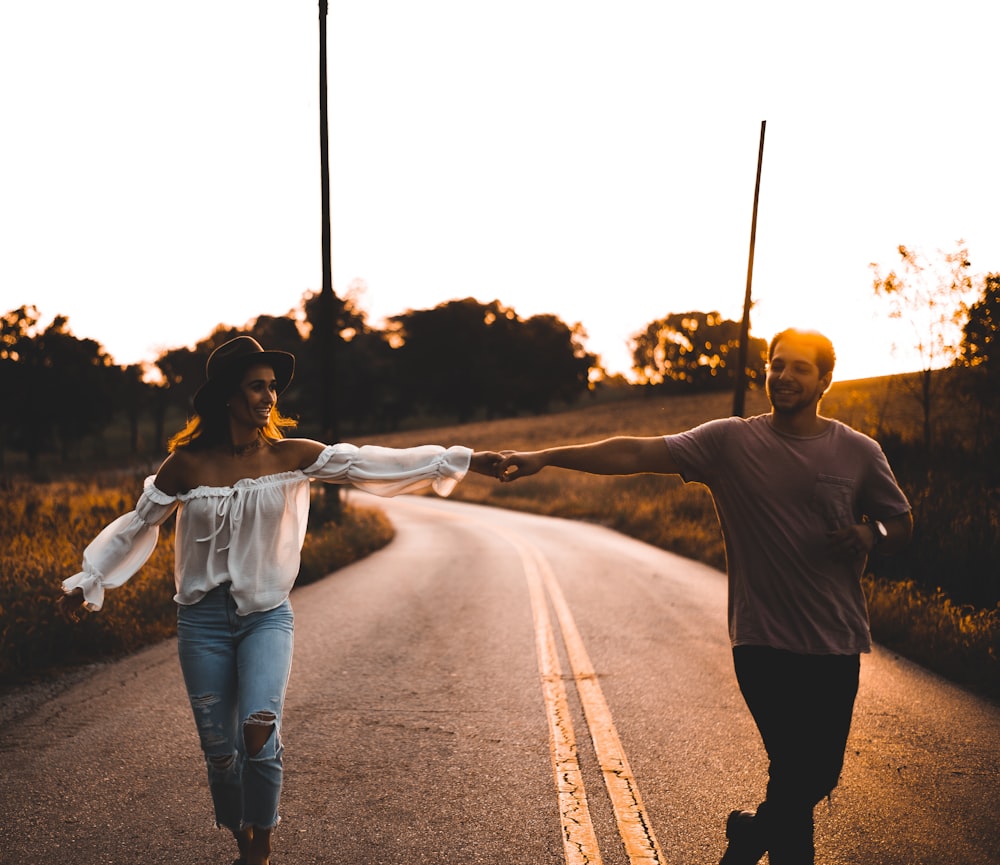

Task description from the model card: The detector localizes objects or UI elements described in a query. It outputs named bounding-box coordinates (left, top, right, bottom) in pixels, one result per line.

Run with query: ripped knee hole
left=243, top=711, right=277, bottom=757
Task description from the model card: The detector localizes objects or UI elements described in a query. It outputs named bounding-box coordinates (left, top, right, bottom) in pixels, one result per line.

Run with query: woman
left=59, top=336, right=500, bottom=865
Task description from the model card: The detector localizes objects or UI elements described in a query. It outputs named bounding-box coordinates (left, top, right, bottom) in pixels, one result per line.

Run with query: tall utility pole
left=732, top=120, right=766, bottom=418
left=317, top=0, right=341, bottom=519
left=317, top=0, right=338, bottom=445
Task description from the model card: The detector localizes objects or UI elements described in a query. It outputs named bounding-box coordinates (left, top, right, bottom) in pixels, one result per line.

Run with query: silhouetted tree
left=388, top=298, right=596, bottom=422
left=116, top=364, right=147, bottom=456
left=148, top=379, right=171, bottom=456
left=0, top=306, right=43, bottom=468
left=0, top=306, right=117, bottom=470
left=960, top=272, right=999, bottom=376
left=870, top=241, right=974, bottom=451
left=251, top=314, right=307, bottom=358
left=335, top=328, right=410, bottom=432
left=500, top=314, right=595, bottom=415
left=299, top=288, right=366, bottom=432
left=156, top=345, right=206, bottom=419
left=388, top=298, right=497, bottom=422
left=49, top=328, right=118, bottom=460
left=630, top=311, right=766, bottom=392
left=958, top=272, right=1000, bottom=453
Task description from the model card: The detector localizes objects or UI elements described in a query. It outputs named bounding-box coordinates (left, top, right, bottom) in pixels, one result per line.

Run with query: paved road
left=2, top=494, right=998, bottom=865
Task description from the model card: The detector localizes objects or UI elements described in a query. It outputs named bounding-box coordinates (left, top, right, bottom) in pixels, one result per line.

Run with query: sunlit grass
left=864, top=576, right=1000, bottom=694
left=0, top=474, right=176, bottom=680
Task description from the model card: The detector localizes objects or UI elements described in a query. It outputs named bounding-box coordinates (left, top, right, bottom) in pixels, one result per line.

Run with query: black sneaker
left=719, top=810, right=766, bottom=865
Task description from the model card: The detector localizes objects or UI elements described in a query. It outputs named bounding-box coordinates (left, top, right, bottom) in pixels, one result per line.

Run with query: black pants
left=732, top=645, right=861, bottom=865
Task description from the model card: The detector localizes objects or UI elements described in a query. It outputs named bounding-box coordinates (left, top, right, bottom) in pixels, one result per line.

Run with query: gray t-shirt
left=665, top=414, right=911, bottom=655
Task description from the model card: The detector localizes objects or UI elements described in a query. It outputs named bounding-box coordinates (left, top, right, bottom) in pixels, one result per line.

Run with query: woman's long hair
left=168, top=374, right=298, bottom=453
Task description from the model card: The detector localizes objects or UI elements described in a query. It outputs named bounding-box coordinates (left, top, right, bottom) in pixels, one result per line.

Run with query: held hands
left=495, top=451, right=544, bottom=482
left=468, top=450, right=545, bottom=482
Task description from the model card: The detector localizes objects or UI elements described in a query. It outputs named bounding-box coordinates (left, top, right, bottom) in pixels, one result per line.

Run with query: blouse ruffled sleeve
left=62, top=477, right=179, bottom=611
left=303, top=443, right=472, bottom=498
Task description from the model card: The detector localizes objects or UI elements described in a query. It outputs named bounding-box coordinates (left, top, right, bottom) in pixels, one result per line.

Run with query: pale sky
left=2, top=1, right=997, bottom=384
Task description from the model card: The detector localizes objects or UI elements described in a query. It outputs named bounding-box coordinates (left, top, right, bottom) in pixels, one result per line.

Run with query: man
left=497, top=328, right=912, bottom=865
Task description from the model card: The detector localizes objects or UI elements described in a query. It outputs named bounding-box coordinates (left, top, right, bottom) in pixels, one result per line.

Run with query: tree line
left=0, top=293, right=768, bottom=471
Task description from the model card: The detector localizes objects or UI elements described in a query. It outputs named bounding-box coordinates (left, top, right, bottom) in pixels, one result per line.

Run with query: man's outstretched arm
left=498, top=436, right=679, bottom=481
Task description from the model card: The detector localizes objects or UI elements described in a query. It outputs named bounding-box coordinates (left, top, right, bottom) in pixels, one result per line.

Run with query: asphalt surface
left=2, top=493, right=998, bottom=864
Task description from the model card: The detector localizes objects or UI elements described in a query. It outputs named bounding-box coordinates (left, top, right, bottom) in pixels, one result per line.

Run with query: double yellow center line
left=501, top=529, right=667, bottom=865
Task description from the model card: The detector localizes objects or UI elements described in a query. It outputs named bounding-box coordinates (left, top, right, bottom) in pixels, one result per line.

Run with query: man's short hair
left=768, top=329, right=836, bottom=378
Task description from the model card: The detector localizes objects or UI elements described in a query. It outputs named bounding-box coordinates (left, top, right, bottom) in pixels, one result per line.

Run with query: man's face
left=765, top=339, right=832, bottom=416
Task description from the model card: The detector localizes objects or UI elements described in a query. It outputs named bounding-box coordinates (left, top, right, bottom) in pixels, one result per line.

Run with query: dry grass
left=0, top=473, right=177, bottom=680
left=863, top=576, right=999, bottom=695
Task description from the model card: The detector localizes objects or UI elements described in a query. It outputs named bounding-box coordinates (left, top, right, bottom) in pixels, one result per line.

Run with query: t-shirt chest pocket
left=811, top=473, right=856, bottom=530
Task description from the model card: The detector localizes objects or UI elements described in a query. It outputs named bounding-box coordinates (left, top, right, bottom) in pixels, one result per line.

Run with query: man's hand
left=828, top=513, right=912, bottom=561
left=827, top=524, right=875, bottom=561
left=57, top=588, right=87, bottom=623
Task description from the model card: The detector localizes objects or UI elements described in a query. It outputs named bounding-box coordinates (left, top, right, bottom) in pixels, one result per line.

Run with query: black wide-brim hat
left=192, top=336, right=295, bottom=416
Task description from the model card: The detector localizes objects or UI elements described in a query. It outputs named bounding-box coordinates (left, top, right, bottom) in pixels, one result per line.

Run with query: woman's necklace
left=232, top=437, right=263, bottom=457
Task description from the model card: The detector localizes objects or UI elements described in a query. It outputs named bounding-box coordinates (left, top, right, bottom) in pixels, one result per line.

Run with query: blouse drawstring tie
left=196, top=490, right=245, bottom=553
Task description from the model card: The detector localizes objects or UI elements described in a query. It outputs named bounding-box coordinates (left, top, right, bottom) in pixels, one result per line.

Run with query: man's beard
left=767, top=384, right=821, bottom=415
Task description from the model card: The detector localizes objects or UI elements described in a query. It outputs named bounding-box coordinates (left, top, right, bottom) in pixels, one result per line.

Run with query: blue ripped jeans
left=177, top=583, right=294, bottom=833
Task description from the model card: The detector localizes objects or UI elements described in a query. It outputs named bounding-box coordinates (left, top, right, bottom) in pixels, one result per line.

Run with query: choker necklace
left=232, top=438, right=263, bottom=457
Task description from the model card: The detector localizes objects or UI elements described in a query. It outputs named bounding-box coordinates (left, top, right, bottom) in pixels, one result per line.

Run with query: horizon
left=4, top=295, right=947, bottom=387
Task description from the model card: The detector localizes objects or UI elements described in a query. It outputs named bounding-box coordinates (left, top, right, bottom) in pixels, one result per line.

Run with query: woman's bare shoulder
left=154, top=449, right=201, bottom=496
left=273, top=437, right=329, bottom=470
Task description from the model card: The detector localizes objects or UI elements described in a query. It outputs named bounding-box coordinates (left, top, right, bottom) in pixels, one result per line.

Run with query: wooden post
left=732, top=120, right=766, bottom=417
left=318, top=0, right=337, bottom=440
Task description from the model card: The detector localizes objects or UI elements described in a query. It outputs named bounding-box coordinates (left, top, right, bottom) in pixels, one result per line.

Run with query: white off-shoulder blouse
left=63, top=443, right=471, bottom=615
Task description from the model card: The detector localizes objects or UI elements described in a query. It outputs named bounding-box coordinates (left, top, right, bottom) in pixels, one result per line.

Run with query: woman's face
left=229, top=363, right=278, bottom=429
